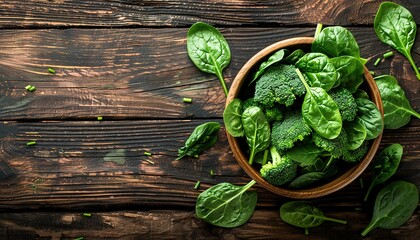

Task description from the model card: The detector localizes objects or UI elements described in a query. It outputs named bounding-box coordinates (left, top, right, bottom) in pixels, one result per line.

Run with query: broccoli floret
left=254, top=64, right=306, bottom=107
left=260, top=146, right=298, bottom=186
left=271, top=110, right=312, bottom=153
left=264, top=107, right=283, bottom=123
left=329, top=87, right=358, bottom=121
left=342, top=141, right=370, bottom=162
left=313, top=129, right=348, bottom=158
left=243, top=97, right=261, bottom=110
left=243, top=97, right=283, bottom=123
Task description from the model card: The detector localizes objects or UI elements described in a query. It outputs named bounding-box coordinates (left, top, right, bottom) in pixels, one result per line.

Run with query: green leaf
left=177, top=122, right=221, bottom=160
left=288, top=172, right=325, bottom=189
left=283, top=49, right=305, bottom=65
left=361, top=181, right=419, bottom=236
left=364, top=144, right=403, bottom=201
left=296, top=53, right=338, bottom=91
left=223, top=99, right=244, bottom=137
left=344, top=120, right=367, bottom=150
left=195, top=180, right=257, bottom=228
left=374, top=75, right=420, bottom=129
left=296, top=68, right=342, bottom=139
left=355, top=98, right=383, bottom=140
left=250, top=49, right=289, bottom=85
left=286, top=143, right=323, bottom=166
left=187, top=22, right=231, bottom=95
left=280, top=201, right=347, bottom=229
left=330, top=56, right=364, bottom=92
left=312, top=26, right=362, bottom=59
left=374, top=2, right=420, bottom=80
left=242, top=106, right=271, bottom=164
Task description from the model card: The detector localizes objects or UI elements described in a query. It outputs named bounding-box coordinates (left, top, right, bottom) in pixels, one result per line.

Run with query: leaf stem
left=405, top=52, right=420, bottom=80
left=361, top=222, right=377, bottom=236
left=215, top=68, right=229, bottom=96
left=249, top=148, right=256, bottom=165
left=314, top=23, right=323, bottom=39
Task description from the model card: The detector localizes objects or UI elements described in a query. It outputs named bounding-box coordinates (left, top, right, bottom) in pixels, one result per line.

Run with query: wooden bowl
left=226, top=37, right=383, bottom=199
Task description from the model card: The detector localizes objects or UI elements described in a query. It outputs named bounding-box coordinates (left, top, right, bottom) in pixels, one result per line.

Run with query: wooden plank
left=0, top=0, right=419, bottom=28
left=0, top=209, right=419, bottom=240
left=0, top=119, right=419, bottom=210
left=1, top=27, right=419, bottom=120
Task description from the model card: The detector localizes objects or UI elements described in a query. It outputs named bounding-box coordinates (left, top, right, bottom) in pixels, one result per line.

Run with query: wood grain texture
left=0, top=0, right=419, bottom=28
left=0, top=28, right=419, bottom=120
left=0, top=119, right=419, bottom=210
left=0, top=209, right=419, bottom=240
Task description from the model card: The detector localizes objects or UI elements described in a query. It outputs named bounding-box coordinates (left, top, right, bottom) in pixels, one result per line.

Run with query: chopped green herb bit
left=97, top=116, right=103, bottom=121
left=210, top=169, right=215, bottom=176
left=144, top=151, right=152, bottom=156
left=48, top=67, right=56, bottom=74
left=374, top=57, right=381, bottom=66
left=25, top=85, right=36, bottom=92
left=183, top=97, right=193, bottom=103
left=193, top=155, right=199, bottom=158
left=82, top=213, right=92, bottom=217
left=194, top=181, right=201, bottom=190
left=73, top=237, right=85, bottom=240
left=369, top=71, right=375, bottom=76
left=26, top=141, right=37, bottom=146
left=305, top=228, right=309, bottom=235
left=355, top=207, right=363, bottom=211
left=383, top=51, right=394, bottom=58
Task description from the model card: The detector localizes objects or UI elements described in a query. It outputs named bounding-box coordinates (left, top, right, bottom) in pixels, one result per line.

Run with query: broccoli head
left=254, top=64, right=306, bottom=107
left=342, top=141, right=370, bottom=162
left=329, top=87, right=358, bottom=121
left=271, top=110, right=312, bottom=153
left=243, top=97, right=283, bottom=123
left=260, top=146, right=298, bottom=186
left=312, top=129, right=348, bottom=158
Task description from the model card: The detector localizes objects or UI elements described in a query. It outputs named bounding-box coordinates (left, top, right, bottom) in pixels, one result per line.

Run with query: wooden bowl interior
left=227, top=37, right=383, bottom=199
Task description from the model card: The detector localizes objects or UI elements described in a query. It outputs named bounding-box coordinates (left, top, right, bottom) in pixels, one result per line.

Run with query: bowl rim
left=226, top=37, right=383, bottom=199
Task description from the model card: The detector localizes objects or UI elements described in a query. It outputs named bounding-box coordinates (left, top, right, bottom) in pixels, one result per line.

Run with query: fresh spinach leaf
left=344, top=120, right=367, bottom=150
left=296, top=53, right=338, bottom=91
left=364, top=144, right=403, bottom=201
left=250, top=49, right=289, bottom=85
left=280, top=201, right=347, bottom=229
left=195, top=180, right=257, bottom=228
left=177, top=122, right=221, bottom=160
left=374, top=2, right=420, bottom=80
left=355, top=98, right=383, bottom=140
left=312, top=26, right=363, bottom=60
left=223, top=98, right=244, bottom=137
left=286, top=143, right=323, bottom=166
left=242, top=106, right=271, bottom=165
left=187, top=22, right=231, bottom=96
left=374, top=75, right=420, bottom=129
left=330, top=56, right=364, bottom=92
left=288, top=172, right=325, bottom=189
left=361, top=181, right=419, bottom=236
left=283, top=49, right=305, bottom=65
left=296, top=68, right=342, bottom=139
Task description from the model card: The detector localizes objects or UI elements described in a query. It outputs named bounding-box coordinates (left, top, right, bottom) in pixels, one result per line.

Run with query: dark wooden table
left=0, top=1, right=419, bottom=239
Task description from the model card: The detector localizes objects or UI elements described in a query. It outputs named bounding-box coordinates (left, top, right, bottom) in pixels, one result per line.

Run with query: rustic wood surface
left=0, top=0, right=419, bottom=239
